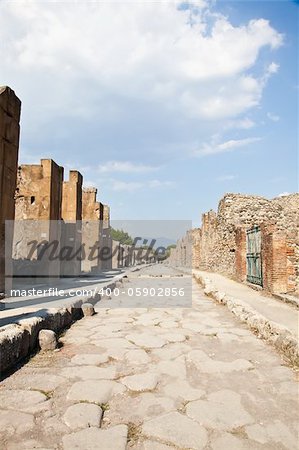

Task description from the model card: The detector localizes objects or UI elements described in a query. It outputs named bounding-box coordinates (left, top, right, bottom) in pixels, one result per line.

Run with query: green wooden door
left=246, top=226, right=263, bottom=286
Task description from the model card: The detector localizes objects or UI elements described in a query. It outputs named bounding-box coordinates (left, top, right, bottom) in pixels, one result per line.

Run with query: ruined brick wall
left=196, top=193, right=298, bottom=285
left=168, top=229, right=193, bottom=268
left=15, top=159, right=64, bottom=221
left=170, top=193, right=299, bottom=295
left=103, top=204, right=110, bottom=229
left=81, top=188, right=101, bottom=273
left=0, top=86, right=21, bottom=295
left=101, top=205, right=112, bottom=270
left=62, top=170, right=83, bottom=221
left=13, top=159, right=64, bottom=280
left=112, top=240, right=120, bottom=269
left=201, top=194, right=299, bottom=294
left=61, top=171, right=83, bottom=276
left=192, top=228, right=201, bottom=268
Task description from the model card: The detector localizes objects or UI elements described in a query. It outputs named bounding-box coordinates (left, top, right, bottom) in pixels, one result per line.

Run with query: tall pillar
left=102, top=204, right=112, bottom=270
left=81, top=188, right=103, bottom=273
left=13, top=159, right=64, bottom=282
left=61, top=170, right=83, bottom=277
left=0, top=86, right=21, bottom=296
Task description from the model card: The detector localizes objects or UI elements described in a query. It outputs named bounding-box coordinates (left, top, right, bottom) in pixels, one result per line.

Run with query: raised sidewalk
left=0, top=265, right=150, bottom=375
left=192, top=269, right=298, bottom=365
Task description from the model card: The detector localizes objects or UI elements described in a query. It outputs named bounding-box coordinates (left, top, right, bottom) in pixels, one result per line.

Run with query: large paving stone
left=42, top=414, right=70, bottom=435
left=0, top=410, right=34, bottom=436
left=104, top=347, right=127, bottom=360
left=5, top=373, right=65, bottom=392
left=211, top=433, right=246, bottom=450
left=67, top=380, right=126, bottom=404
left=158, top=320, right=179, bottom=329
left=163, top=380, right=205, bottom=401
left=162, top=333, right=186, bottom=343
left=126, top=333, right=167, bottom=348
left=7, top=439, right=53, bottom=450
left=91, top=338, right=136, bottom=349
left=143, top=441, right=177, bottom=450
left=142, top=411, right=208, bottom=449
left=61, top=365, right=116, bottom=380
left=151, top=343, right=190, bottom=360
left=155, top=356, right=186, bottom=378
left=62, top=424, right=128, bottom=450
left=187, top=350, right=253, bottom=373
left=106, top=392, right=176, bottom=423
left=245, top=420, right=298, bottom=449
left=125, top=349, right=151, bottom=365
left=120, top=373, right=158, bottom=392
left=0, top=389, right=47, bottom=412
left=70, top=353, right=109, bottom=366
left=186, top=389, right=254, bottom=431
left=63, top=403, right=103, bottom=430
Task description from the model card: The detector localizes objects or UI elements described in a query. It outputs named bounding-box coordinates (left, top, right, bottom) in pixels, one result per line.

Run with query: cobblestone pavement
left=0, top=265, right=298, bottom=449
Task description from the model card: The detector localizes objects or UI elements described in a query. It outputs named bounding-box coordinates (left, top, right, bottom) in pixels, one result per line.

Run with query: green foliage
left=111, top=227, right=133, bottom=245
left=165, top=243, right=176, bottom=259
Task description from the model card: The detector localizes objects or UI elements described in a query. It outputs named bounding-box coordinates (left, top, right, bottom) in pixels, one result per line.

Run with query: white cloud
left=110, top=180, right=144, bottom=192
left=278, top=192, right=291, bottom=197
left=194, top=136, right=261, bottom=156
left=267, top=112, right=280, bottom=122
left=267, top=62, right=280, bottom=74
left=98, top=161, right=158, bottom=174
left=0, top=1, right=283, bottom=127
left=148, top=179, right=175, bottom=188
left=108, top=178, right=175, bottom=192
left=83, top=179, right=97, bottom=188
left=225, top=117, right=256, bottom=130
left=216, top=175, right=238, bottom=181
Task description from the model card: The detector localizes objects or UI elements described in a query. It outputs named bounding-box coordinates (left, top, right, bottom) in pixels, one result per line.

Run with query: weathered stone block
left=38, top=329, right=57, bottom=350
left=82, top=302, right=95, bottom=316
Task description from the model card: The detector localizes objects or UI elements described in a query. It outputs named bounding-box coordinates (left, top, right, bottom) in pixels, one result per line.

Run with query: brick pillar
left=262, top=225, right=288, bottom=294
left=14, top=159, right=64, bottom=282
left=235, top=227, right=247, bottom=282
left=62, top=170, right=83, bottom=221
left=102, top=204, right=112, bottom=270
left=61, top=170, right=83, bottom=277
left=0, top=87, right=21, bottom=296
left=82, top=188, right=102, bottom=273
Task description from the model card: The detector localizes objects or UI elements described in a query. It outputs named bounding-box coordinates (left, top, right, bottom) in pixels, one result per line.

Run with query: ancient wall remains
left=0, top=86, right=21, bottom=295
left=170, top=193, right=299, bottom=296
left=62, top=170, right=83, bottom=221
left=101, top=205, right=112, bottom=270
left=169, top=229, right=199, bottom=269
left=81, top=187, right=105, bottom=273
left=15, top=159, right=64, bottom=221
left=13, top=159, right=64, bottom=280
left=61, top=170, right=83, bottom=276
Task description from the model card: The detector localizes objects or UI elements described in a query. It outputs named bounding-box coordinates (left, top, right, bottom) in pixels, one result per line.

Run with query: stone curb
left=0, top=274, right=127, bottom=376
left=193, top=272, right=299, bottom=367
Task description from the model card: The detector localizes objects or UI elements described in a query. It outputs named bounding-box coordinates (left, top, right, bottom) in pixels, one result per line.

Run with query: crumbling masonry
left=170, top=193, right=299, bottom=296
left=0, top=87, right=21, bottom=295
left=61, top=170, right=83, bottom=276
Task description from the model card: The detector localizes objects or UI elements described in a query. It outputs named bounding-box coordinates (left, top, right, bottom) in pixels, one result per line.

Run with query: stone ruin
left=170, top=193, right=299, bottom=296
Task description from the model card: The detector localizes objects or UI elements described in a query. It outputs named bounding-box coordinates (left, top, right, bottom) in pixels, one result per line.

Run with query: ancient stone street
left=0, top=265, right=298, bottom=450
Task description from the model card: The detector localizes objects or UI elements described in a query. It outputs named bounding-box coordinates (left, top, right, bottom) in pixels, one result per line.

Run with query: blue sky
left=0, top=0, right=297, bottom=226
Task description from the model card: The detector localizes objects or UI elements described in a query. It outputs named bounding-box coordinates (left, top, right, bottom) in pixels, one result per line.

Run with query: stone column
left=81, top=188, right=102, bottom=273
left=235, top=227, right=247, bottom=282
left=61, top=170, right=83, bottom=277
left=0, top=86, right=21, bottom=296
left=14, top=159, right=64, bottom=283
